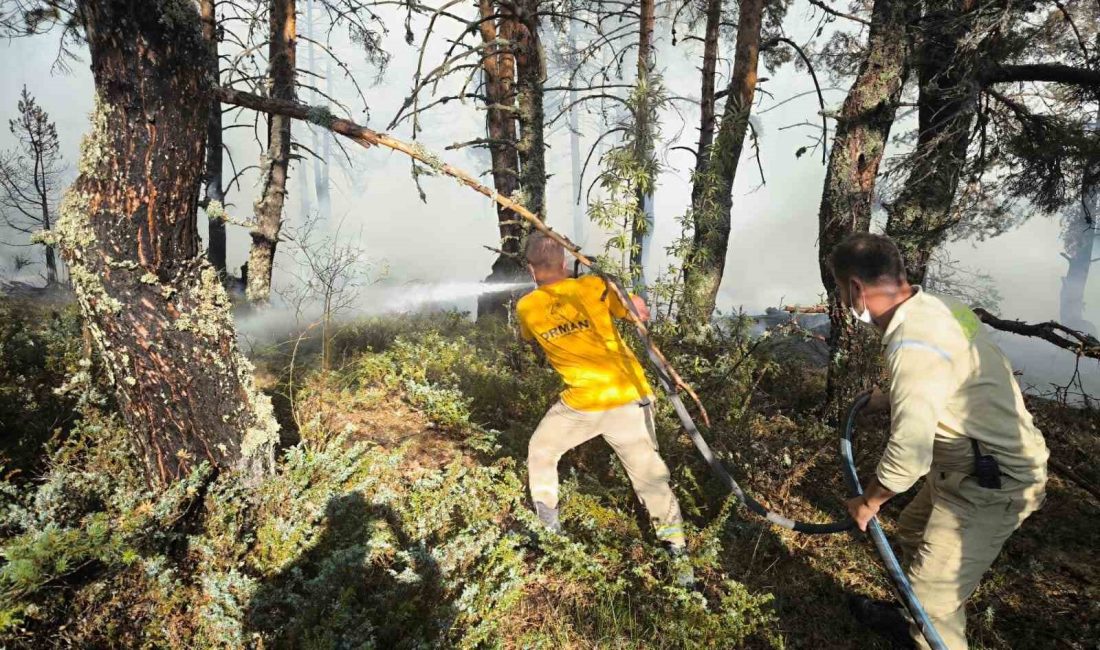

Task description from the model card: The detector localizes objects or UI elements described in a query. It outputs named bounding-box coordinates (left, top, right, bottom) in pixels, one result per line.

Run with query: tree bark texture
left=200, top=0, right=227, bottom=276
left=817, top=0, right=918, bottom=422
left=679, top=0, right=764, bottom=326
left=513, top=0, right=546, bottom=222
left=56, top=0, right=278, bottom=488
left=884, top=0, right=986, bottom=285
left=247, top=0, right=297, bottom=303
left=478, top=0, right=520, bottom=255
left=478, top=0, right=543, bottom=318
left=629, top=0, right=657, bottom=295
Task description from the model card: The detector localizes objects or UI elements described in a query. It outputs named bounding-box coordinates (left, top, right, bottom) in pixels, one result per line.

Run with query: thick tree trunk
left=884, top=0, right=984, bottom=285
left=478, top=0, right=542, bottom=318
left=678, top=0, right=763, bottom=326
left=56, top=0, right=278, bottom=487
left=476, top=0, right=524, bottom=318
left=247, top=0, right=297, bottom=303
left=200, top=0, right=227, bottom=277
left=1060, top=184, right=1098, bottom=336
left=629, top=0, right=656, bottom=296
left=514, top=0, right=546, bottom=222
left=817, top=0, right=918, bottom=423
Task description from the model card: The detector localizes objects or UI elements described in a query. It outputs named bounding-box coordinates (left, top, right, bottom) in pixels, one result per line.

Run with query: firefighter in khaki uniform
left=832, top=233, right=1049, bottom=650
left=516, top=233, right=692, bottom=585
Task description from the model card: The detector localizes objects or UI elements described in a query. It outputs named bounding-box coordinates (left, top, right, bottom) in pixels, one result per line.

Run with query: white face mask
left=849, top=284, right=873, bottom=324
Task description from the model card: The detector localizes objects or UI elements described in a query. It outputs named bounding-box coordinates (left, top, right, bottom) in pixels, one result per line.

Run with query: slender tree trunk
left=818, top=0, right=918, bottom=423
left=56, top=0, right=277, bottom=488
left=884, top=0, right=983, bottom=285
left=568, top=19, right=584, bottom=248
left=319, top=55, right=333, bottom=219
left=630, top=0, right=656, bottom=296
left=247, top=0, right=297, bottom=303
left=38, top=181, right=59, bottom=286
left=693, top=0, right=721, bottom=185
left=678, top=0, right=764, bottom=326
left=476, top=0, right=525, bottom=319
left=1060, top=183, right=1098, bottom=336
left=200, top=0, right=227, bottom=277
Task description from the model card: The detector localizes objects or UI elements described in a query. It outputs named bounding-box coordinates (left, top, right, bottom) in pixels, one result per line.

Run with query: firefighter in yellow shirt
left=832, top=233, right=1048, bottom=650
left=517, top=233, right=690, bottom=582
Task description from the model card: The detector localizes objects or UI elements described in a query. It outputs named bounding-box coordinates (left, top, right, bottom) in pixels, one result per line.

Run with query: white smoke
left=233, top=280, right=534, bottom=343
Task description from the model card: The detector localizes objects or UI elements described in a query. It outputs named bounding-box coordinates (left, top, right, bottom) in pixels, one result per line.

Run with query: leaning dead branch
left=215, top=86, right=711, bottom=424
left=973, top=308, right=1100, bottom=361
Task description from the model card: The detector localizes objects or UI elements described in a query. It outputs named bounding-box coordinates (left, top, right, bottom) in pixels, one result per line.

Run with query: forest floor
left=0, top=294, right=1096, bottom=648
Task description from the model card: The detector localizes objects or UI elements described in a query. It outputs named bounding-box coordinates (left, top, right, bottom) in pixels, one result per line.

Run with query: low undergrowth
left=0, top=302, right=1095, bottom=648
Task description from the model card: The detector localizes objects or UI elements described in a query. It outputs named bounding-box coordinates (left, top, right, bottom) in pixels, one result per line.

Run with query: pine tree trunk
left=40, top=192, right=59, bottom=285
left=57, top=0, right=278, bottom=488
left=884, top=0, right=982, bottom=285
left=514, top=0, right=546, bottom=222
left=818, top=0, right=918, bottom=423
left=200, top=0, right=227, bottom=277
left=568, top=19, right=584, bottom=248
left=629, top=0, right=656, bottom=296
left=477, top=0, right=540, bottom=319
left=247, top=0, right=297, bottom=303
left=679, top=0, right=763, bottom=326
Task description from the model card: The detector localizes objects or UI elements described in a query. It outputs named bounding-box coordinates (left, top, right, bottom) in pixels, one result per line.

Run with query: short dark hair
left=525, top=232, right=565, bottom=270
left=829, top=233, right=907, bottom=284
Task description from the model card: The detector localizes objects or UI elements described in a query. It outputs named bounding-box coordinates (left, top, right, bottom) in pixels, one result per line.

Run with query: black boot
left=847, top=595, right=916, bottom=649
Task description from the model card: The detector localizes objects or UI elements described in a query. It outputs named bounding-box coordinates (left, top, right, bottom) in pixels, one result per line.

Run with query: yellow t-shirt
left=516, top=275, right=653, bottom=411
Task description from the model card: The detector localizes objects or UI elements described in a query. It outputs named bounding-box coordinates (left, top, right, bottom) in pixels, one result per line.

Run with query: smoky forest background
left=0, top=0, right=1097, bottom=647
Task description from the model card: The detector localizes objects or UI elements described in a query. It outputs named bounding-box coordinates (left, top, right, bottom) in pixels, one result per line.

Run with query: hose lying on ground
left=221, top=93, right=948, bottom=646
left=602, top=272, right=855, bottom=534
left=608, top=274, right=946, bottom=649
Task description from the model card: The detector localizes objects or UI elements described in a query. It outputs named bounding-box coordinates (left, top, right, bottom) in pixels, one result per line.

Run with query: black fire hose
left=599, top=274, right=946, bottom=649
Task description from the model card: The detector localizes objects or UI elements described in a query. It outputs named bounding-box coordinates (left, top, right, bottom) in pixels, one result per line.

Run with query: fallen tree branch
left=1048, top=458, right=1100, bottom=503
left=973, top=308, right=1100, bottom=360
left=783, top=304, right=827, bottom=313
left=214, top=86, right=711, bottom=425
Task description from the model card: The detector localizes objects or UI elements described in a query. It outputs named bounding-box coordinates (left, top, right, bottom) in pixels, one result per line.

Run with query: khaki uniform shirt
left=876, top=288, right=1049, bottom=494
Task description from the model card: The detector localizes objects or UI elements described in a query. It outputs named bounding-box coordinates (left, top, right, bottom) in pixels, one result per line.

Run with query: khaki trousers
left=527, top=398, right=685, bottom=545
left=896, top=470, right=1046, bottom=650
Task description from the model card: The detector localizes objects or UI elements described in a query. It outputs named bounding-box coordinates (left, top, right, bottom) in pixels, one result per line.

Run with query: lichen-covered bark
left=200, top=0, right=227, bottom=276
left=629, top=0, right=657, bottom=294
left=884, top=0, right=984, bottom=285
left=247, top=0, right=297, bottom=303
left=679, top=0, right=764, bottom=326
left=817, top=0, right=918, bottom=422
left=54, top=0, right=278, bottom=487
